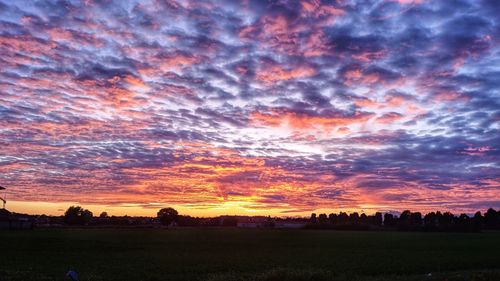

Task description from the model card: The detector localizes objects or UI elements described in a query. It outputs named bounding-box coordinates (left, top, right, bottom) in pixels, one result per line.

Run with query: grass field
left=0, top=228, right=499, bottom=281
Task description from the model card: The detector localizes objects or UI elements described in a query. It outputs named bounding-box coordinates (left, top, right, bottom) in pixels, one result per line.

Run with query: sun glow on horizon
left=0, top=0, right=499, bottom=215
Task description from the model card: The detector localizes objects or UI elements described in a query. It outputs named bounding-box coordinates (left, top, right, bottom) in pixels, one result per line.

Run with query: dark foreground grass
left=0, top=228, right=499, bottom=281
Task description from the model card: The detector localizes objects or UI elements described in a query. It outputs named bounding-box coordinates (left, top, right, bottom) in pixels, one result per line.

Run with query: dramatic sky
left=1, top=0, right=499, bottom=216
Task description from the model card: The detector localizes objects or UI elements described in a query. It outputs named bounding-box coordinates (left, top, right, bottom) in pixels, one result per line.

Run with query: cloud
left=0, top=0, right=498, bottom=215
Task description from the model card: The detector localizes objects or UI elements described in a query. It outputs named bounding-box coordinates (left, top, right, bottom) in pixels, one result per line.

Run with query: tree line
left=60, top=206, right=241, bottom=227
left=57, top=206, right=500, bottom=232
left=307, top=208, right=500, bottom=231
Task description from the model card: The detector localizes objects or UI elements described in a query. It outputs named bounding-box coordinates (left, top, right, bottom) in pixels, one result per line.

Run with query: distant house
left=0, top=186, right=34, bottom=230
left=0, top=209, right=33, bottom=230
left=0, top=208, right=10, bottom=222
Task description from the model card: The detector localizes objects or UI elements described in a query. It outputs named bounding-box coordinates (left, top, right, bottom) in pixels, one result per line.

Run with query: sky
left=0, top=0, right=499, bottom=217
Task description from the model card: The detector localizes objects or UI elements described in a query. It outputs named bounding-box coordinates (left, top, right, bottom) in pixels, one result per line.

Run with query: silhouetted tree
left=309, top=213, right=317, bottom=223
left=318, top=213, right=328, bottom=223
left=99, top=212, right=109, bottom=218
left=398, top=210, right=412, bottom=229
left=338, top=212, right=349, bottom=224
left=328, top=213, right=337, bottom=224
left=266, top=216, right=275, bottom=228
left=457, top=213, right=469, bottom=223
left=349, top=212, right=360, bottom=224
left=176, top=215, right=201, bottom=227
left=455, top=213, right=472, bottom=231
left=484, top=208, right=499, bottom=229
left=424, top=212, right=438, bottom=230
left=157, top=207, right=179, bottom=226
left=410, top=212, right=422, bottom=227
left=206, top=217, right=222, bottom=226
left=440, top=212, right=454, bottom=228
left=373, top=212, right=383, bottom=226
left=64, top=206, right=93, bottom=225
left=473, top=211, right=483, bottom=229
left=384, top=213, right=395, bottom=227
left=360, top=213, right=368, bottom=224
left=435, top=211, right=443, bottom=226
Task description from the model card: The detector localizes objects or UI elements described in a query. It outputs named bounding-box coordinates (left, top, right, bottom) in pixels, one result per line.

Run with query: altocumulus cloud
left=0, top=0, right=498, bottom=214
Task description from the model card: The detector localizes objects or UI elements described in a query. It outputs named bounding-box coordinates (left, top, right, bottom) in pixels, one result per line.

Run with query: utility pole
left=0, top=186, right=5, bottom=209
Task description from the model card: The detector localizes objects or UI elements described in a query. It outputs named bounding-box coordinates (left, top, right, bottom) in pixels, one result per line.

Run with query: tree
left=328, top=213, right=337, bottom=224
left=410, top=212, right=423, bottom=226
left=440, top=212, right=454, bottom=227
left=157, top=207, right=179, bottom=226
left=64, top=206, right=93, bottom=225
left=424, top=212, right=436, bottom=228
left=457, top=213, right=469, bottom=223
left=349, top=212, right=360, bottom=224
left=99, top=212, right=109, bottom=218
left=373, top=212, right=383, bottom=226
left=384, top=213, right=395, bottom=227
left=338, top=212, right=349, bottom=224
left=473, top=211, right=483, bottom=228
left=398, top=210, right=412, bottom=229
left=456, top=213, right=471, bottom=230
left=484, top=208, right=498, bottom=229
left=309, top=213, right=317, bottom=223
left=360, top=213, right=368, bottom=224
left=177, top=215, right=201, bottom=227
left=318, top=213, right=328, bottom=223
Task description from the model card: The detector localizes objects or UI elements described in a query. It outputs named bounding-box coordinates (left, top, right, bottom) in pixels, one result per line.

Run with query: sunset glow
left=0, top=0, right=499, bottom=216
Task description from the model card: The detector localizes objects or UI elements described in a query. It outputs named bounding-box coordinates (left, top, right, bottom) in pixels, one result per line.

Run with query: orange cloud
left=239, top=6, right=344, bottom=57
left=302, top=30, right=329, bottom=57
left=352, top=50, right=386, bottom=62
left=251, top=109, right=373, bottom=131
left=138, top=53, right=201, bottom=76
left=385, top=95, right=407, bottom=107
left=124, top=75, right=147, bottom=88
left=432, top=91, right=469, bottom=103
left=354, top=98, right=378, bottom=108
left=255, top=64, right=316, bottom=83
left=376, top=112, right=404, bottom=124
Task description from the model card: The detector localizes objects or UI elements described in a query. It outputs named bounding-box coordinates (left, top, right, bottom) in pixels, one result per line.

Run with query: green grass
left=0, top=228, right=499, bottom=281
